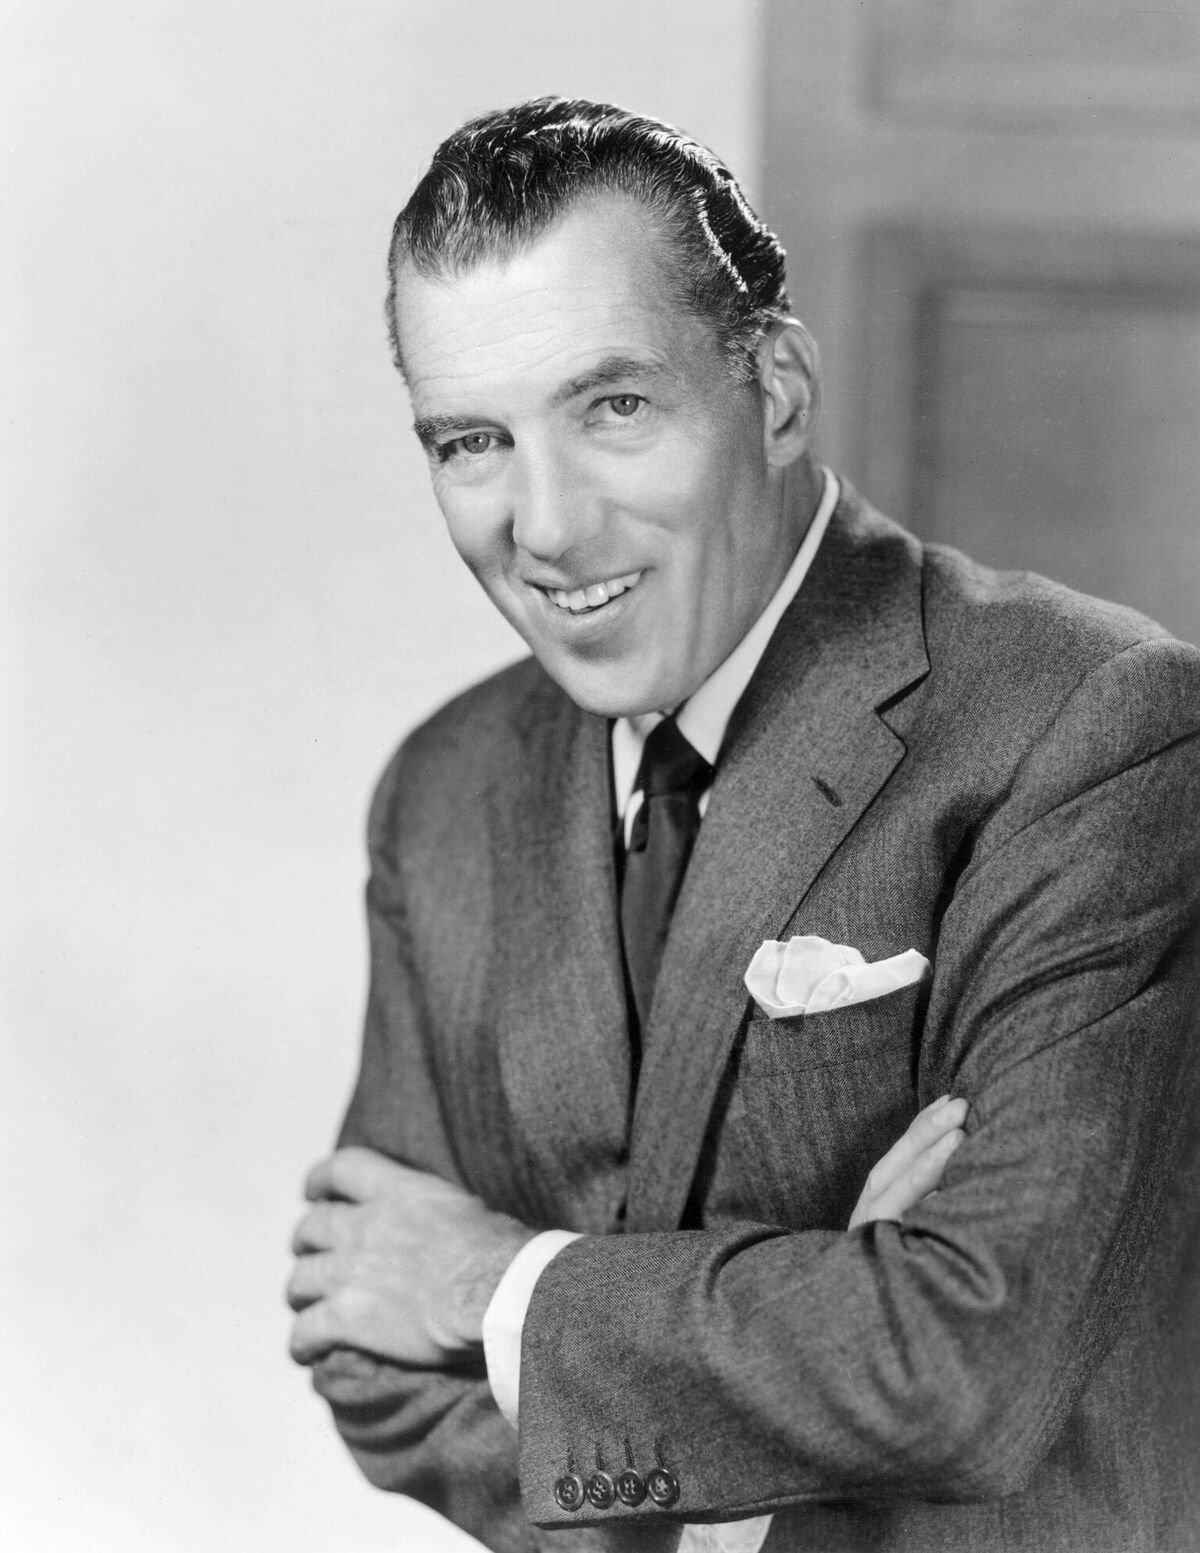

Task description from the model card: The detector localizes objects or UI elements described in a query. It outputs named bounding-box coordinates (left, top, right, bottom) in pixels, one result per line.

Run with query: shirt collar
left=611, top=466, right=840, bottom=816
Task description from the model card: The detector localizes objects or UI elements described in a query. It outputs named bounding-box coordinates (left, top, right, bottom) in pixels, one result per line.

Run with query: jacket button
left=646, top=1466, right=680, bottom=1507
left=585, top=1469, right=616, bottom=1509
left=615, top=1467, right=647, bottom=1506
left=554, top=1472, right=585, bottom=1512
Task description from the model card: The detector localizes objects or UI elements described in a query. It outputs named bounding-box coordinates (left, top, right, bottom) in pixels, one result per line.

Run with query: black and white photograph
left=5, top=4, right=1199, bottom=1550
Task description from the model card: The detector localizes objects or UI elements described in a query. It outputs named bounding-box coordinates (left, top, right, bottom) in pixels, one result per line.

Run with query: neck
left=780, top=455, right=824, bottom=551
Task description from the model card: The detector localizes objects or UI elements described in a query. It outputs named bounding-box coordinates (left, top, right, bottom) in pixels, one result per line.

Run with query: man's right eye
left=439, top=431, right=494, bottom=461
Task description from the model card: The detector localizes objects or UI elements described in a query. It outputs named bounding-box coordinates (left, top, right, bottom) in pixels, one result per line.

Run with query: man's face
left=394, top=196, right=798, bottom=716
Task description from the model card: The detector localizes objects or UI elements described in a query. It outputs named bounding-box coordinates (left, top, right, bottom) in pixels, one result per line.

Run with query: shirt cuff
left=679, top=1518, right=774, bottom=1553
left=481, top=1228, right=581, bottom=1428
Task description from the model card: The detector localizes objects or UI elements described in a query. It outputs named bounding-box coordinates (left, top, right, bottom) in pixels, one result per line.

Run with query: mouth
left=540, top=571, right=643, bottom=616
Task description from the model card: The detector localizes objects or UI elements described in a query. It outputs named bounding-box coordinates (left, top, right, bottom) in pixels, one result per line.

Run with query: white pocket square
left=744, top=935, right=931, bottom=1019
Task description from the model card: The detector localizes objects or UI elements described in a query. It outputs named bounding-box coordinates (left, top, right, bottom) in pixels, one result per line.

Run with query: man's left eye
left=606, top=394, right=644, bottom=418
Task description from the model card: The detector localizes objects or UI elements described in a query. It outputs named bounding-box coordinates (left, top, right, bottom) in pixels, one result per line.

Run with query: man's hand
left=287, top=1149, right=536, bottom=1368
left=848, top=1094, right=966, bottom=1230
left=288, top=1098, right=963, bottom=1369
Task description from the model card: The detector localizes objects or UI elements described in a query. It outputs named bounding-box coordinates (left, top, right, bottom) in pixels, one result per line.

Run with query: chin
left=552, top=680, right=650, bottom=719
left=543, top=660, right=689, bottom=720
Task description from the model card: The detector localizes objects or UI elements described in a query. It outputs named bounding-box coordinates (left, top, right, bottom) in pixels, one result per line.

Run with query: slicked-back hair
left=386, top=97, right=791, bottom=381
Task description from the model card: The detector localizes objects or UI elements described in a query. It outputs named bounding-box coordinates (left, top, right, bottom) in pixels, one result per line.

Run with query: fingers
left=863, top=1094, right=967, bottom=1198
left=289, top=1294, right=344, bottom=1364
left=291, top=1200, right=351, bottom=1255
left=855, top=1127, right=963, bottom=1229
left=286, top=1250, right=339, bottom=1311
left=303, top=1147, right=440, bottom=1204
left=848, top=1094, right=968, bottom=1231
left=289, top=1152, right=468, bottom=1372
left=306, top=1147, right=392, bottom=1203
left=310, top=1349, right=399, bottom=1404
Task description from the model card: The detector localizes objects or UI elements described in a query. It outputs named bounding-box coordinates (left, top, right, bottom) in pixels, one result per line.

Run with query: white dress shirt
left=481, top=470, right=840, bottom=1552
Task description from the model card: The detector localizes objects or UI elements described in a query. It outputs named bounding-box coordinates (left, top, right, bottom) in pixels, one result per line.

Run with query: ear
left=757, top=319, right=821, bottom=467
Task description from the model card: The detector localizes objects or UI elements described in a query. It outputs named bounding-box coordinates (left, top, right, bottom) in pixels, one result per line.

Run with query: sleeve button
left=615, top=1467, right=647, bottom=1506
left=585, top=1469, right=616, bottom=1509
left=554, top=1472, right=585, bottom=1512
left=646, top=1466, right=680, bottom=1507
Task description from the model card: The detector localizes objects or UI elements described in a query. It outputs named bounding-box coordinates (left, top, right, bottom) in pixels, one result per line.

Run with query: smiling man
left=288, top=100, right=1200, bottom=1553
left=397, top=191, right=817, bottom=720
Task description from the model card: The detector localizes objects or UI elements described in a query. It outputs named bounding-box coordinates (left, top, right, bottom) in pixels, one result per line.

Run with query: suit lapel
left=493, top=679, right=634, bottom=1231
left=625, top=493, right=930, bottom=1232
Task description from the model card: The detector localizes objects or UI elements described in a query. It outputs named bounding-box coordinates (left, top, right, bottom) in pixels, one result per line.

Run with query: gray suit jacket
left=315, top=488, right=1200, bottom=1553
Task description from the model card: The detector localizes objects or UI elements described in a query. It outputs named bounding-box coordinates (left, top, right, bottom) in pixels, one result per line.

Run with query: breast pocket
left=701, top=980, right=924, bottom=1231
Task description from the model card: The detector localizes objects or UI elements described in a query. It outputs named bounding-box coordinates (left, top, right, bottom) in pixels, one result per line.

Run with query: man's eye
left=435, top=431, right=498, bottom=463
left=607, top=394, right=644, bottom=418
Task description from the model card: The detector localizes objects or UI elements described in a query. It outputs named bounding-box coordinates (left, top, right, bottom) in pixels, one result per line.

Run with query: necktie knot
left=636, top=717, right=713, bottom=802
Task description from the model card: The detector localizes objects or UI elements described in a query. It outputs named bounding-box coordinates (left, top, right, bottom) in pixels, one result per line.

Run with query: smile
left=545, top=572, right=642, bottom=614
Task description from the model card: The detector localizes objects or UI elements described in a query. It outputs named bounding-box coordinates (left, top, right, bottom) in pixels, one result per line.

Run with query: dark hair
left=385, top=96, right=790, bottom=380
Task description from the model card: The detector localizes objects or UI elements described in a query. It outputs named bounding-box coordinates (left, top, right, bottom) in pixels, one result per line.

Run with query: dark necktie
left=619, top=718, right=714, bottom=1038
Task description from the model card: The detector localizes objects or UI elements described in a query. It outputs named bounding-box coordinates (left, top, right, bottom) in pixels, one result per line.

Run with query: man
left=287, top=99, right=1200, bottom=1552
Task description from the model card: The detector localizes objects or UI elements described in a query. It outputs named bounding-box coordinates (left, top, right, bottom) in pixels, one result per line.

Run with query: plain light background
left=0, top=3, right=762, bottom=1548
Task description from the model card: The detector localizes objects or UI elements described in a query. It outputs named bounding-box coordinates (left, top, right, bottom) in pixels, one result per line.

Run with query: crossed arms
left=289, top=1103, right=965, bottom=1553
left=288, top=635, right=1200, bottom=1545
left=289, top=1099, right=966, bottom=1367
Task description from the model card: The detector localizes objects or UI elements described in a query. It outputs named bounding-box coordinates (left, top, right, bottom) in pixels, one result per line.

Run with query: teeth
left=547, top=572, right=641, bottom=613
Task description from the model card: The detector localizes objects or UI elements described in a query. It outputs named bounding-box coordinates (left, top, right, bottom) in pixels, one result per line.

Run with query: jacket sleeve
left=515, top=637, right=1200, bottom=1528
left=308, top=751, right=535, bottom=1553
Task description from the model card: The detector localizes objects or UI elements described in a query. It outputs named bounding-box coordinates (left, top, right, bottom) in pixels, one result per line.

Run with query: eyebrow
left=412, top=354, right=674, bottom=446
left=413, top=413, right=482, bottom=447
left=548, top=354, right=675, bottom=407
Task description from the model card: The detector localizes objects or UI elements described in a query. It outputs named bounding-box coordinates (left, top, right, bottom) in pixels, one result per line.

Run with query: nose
left=509, top=444, right=595, bottom=562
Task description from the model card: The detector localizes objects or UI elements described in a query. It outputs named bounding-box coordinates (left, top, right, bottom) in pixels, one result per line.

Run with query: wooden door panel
left=861, top=227, right=1200, bottom=643
left=765, top=2, right=1200, bottom=646
left=869, top=0, right=1200, bottom=127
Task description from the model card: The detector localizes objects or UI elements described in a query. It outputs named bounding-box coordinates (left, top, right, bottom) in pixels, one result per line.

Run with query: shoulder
left=831, top=476, right=1187, bottom=684
left=849, top=532, right=1200, bottom=869
left=829, top=478, right=1200, bottom=711
left=819, top=480, right=1195, bottom=692
left=827, top=483, right=1200, bottom=804
left=921, top=536, right=1179, bottom=675
left=919, top=537, right=1200, bottom=744
left=366, top=653, right=569, bottom=856
left=392, top=653, right=555, bottom=776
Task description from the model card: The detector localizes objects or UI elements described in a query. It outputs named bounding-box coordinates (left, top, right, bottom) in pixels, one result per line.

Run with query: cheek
left=436, top=488, right=508, bottom=573
left=617, top=417, right=758, bottom=526
left=600, top=448, right=716, bottom=540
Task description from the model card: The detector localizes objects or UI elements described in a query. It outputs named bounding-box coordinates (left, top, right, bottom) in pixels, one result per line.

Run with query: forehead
left=393, top=196, right=724, bottom=411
